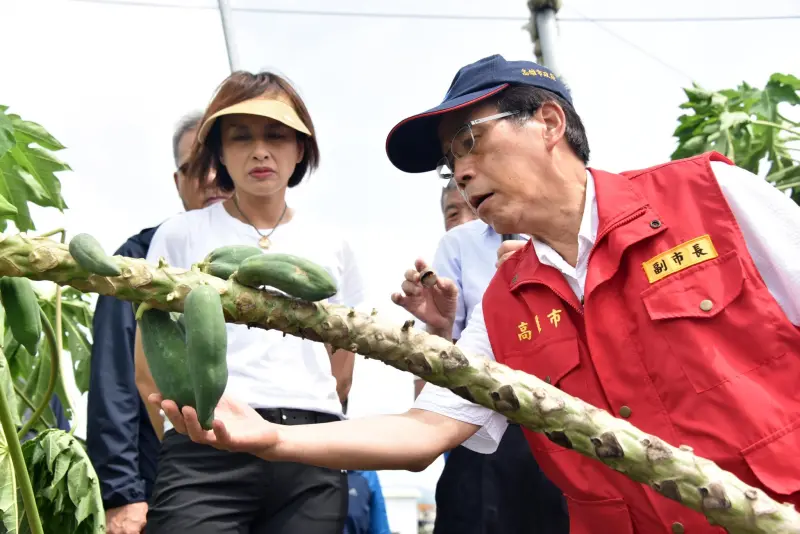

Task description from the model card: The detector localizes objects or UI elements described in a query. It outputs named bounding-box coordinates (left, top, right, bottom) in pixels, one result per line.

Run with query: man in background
left=404, top=178, right=568, bottom=534
left=413, top=179, right=478, bottom=398
left=86, top=111, right=230, bottom=534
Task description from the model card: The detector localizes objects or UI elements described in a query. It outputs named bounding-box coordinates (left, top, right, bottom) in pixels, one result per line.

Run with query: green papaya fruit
left=234, top=253, right=338, bottom=302
left=199, top=245, right=264, bottom=280
left=184, top=285, right=228, bottom=430
left=0, top=277, right=42, bottom=355
left=138, top=308, right=195, bottom=410
left=69, top=233, right=122, bottom=277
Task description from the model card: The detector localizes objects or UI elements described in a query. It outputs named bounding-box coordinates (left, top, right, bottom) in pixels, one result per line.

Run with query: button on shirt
left=414, top=161, right=800, bottom=453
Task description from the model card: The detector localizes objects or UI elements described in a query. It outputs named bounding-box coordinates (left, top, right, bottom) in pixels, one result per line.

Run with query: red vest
left=483, top=152, right=800, bottom=533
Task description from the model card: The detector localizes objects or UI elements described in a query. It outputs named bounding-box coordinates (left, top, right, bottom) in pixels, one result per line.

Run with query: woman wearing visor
left=135, top=70, right=365, bottom=534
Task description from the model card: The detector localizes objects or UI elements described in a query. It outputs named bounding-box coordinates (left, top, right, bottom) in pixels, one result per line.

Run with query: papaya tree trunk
left=0, top=231, right=797, bottom=534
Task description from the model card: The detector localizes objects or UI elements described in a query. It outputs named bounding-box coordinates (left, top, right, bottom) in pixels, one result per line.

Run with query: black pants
left=145, top=408, right=348, bottom=534
left=434, top=423, right=569, bottom=534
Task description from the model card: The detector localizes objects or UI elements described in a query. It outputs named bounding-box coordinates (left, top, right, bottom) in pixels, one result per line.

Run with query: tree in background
left=671, top=73, right=800, bottom=203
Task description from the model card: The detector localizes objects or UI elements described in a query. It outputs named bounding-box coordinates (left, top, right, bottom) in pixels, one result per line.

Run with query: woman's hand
left=149, top=393, right=279, bottom=456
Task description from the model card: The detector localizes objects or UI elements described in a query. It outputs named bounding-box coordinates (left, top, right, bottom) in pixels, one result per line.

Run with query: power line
left=567, top=5, right=696, bottom=83
left=58, top=0, right=800, bottom=23
left=564, top=15, right=800, bottom=22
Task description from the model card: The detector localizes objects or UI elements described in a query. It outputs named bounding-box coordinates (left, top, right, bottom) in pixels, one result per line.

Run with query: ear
left=538, top=101, right=567, bottom=151
left=296, top=138, right=305, bottom=165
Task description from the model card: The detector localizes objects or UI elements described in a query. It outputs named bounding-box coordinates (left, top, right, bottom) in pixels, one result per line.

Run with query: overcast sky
left=2, top=0, right=798, bottom=495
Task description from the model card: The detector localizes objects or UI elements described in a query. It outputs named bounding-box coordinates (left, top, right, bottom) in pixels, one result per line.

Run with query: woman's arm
left=152, top=393, right=483, bottom=473
left=134, top=327, right=164, bottom=440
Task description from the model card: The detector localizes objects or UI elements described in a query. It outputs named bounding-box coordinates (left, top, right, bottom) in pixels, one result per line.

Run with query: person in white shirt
left=148, top=55, right=800, bottom=533
left=407, top=180, right=568, bottom=534
left=135, top=70, right=366, bottom=534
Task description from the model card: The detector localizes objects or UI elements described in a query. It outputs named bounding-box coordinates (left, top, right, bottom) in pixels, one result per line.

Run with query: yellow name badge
left=642, top=234, right=719, bottom=283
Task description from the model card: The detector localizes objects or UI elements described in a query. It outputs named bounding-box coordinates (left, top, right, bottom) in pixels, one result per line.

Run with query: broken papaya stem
left=0, top=231, right=797, bottom=534
left=134, top=302, right=153, bottom=321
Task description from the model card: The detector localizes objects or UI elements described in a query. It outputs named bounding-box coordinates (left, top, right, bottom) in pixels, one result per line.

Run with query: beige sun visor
left=197, top=94, right=311, bottom=142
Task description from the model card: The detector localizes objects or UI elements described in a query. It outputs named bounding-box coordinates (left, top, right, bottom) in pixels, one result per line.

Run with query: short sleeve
left=431, top=233, right=468, bottom=339
left=412, top=301, right=509, bottom=454
left=145, top=215, right=191, bottom=269
left=328, top=237, right=367, bottom=310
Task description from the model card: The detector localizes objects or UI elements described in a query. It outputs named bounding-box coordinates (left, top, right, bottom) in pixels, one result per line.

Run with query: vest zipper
left=582, top=206, right=648, bottom=306
left=550, top=286, right=585, bottom=317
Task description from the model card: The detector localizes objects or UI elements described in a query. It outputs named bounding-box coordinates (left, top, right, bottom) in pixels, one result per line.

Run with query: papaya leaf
left=39, top=291, right=93, bottom=396
left=20, top=148, right=68, bottom=211
left=0, top=299, right=4, bottom=350
left=2, top=169, right=34, bottom=232
left=13, top=169, right=55, bottom=211
left=719, top=111, right=751, bottom=131
left=63, top=316, right=90, bottom=394
left=18, top=430, right=104, bottom=534
left=22, top=344, right=57, bottom=431
left=672, top=71, right=800, bottom=203
left=0, top=112, right=14, bottom=162
left=32, top=333, right=70, bottom=424
left=8, top=148, right=66, bottom=213
left=5, top=115, right=65, bottom=153
left=0, top=108, right=71, bottom=231
left=0, top=196, right=18, bottom=219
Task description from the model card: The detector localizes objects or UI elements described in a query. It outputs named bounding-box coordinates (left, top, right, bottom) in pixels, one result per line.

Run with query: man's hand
left=496, top=240, right=527, bottom=268
left=106, top=502, right=148, bottom=534
left=149, top=393, right=279, bottom=456
left=390, top=258, right=458, bottom=333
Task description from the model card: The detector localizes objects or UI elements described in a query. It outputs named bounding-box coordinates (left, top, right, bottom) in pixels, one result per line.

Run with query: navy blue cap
left=385, top=54, right=572, bottom=174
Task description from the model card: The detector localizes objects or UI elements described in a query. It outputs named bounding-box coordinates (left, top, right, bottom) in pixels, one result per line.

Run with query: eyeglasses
left=436, top=110, right=520, bottom=180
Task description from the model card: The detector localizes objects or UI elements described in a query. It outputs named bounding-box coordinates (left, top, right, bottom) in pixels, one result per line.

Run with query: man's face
left=173, top=126, right=230, bottom=211
left=441, top=187, right=477, bottom=232
left=437, top=100, right=564, bottom=236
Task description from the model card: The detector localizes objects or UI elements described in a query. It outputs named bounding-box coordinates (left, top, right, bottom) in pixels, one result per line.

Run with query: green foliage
left=38, top=288, right=94, bottom=398
left=0, top=106, right=70, bottom=232
left=16, top=430, right=104, bottom=534
left=0, top=402, right=20, bottom=533
left=671, top=73, right=800, bottom=202
left=0, top=106, right=101, bottom=533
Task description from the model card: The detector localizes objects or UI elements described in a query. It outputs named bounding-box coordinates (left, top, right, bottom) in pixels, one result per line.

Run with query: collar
left=508, top=167, right=653, bottom=290
left=529, top=169, right=598, bottom=265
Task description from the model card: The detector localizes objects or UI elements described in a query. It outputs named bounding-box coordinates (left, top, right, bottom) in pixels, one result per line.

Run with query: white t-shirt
left=145, top=202, right=367, bottom=422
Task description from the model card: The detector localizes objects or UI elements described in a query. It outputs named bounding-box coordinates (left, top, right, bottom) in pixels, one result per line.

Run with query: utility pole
left=217, top=0, right=240, bottom=72
left=525, top=0, right=563, bottom=76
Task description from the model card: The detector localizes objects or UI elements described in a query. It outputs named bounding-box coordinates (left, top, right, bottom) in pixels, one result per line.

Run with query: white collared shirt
left=529, top=167, right=599, bottom=302
left=414, top=161, right=800, bottom=453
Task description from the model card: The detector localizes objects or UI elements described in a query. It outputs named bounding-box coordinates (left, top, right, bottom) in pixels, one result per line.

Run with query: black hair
left=491, top=84, right=590, bottom=164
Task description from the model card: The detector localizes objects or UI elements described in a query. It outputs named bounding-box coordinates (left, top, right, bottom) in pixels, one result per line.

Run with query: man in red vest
left=151, top=55, right=800, bottom=534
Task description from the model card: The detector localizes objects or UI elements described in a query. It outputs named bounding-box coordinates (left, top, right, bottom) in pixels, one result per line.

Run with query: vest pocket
left=640, top=250, right=778, bottom=393
left=505, top=336, right=583, bottom=452
left=564, top=495, right=634, bottom=534
left=741, top=416, right=800, bottom=497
